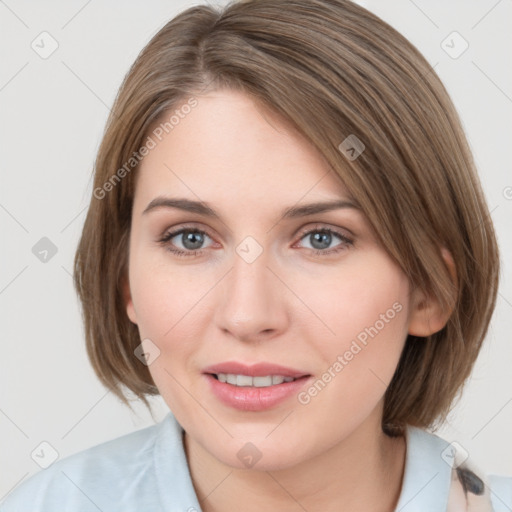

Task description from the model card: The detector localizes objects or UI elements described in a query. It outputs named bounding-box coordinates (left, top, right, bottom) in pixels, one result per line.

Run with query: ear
left=121, top=272, right=138, bottom=325
left=408, top=247, right=457, bottom=337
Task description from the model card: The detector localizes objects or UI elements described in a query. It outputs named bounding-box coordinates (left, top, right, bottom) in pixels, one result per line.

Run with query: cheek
left=128, top=251, right=221, bottom=396
left=129, top=249, right=211, bottom=338
left=298, top=256, right=410, bottom=398
left=128, top=258, right=208, bottom=410
left=297, top=254, right=410, bottom=348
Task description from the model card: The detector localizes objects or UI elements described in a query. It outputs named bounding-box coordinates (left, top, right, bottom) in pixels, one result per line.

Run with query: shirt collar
left=153, top=412, right=203, bottom=512
left=395, top=425, right=452, bottom=511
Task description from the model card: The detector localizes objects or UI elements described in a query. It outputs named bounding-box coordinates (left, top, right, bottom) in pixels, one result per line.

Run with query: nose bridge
left=214, top=236, right=287, bottom=340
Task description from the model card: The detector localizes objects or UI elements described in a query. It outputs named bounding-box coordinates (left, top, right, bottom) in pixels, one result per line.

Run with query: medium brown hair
left=74, top=0, right=500, bottom=433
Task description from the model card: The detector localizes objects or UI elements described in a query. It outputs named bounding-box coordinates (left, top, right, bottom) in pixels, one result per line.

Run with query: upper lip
left=203, top=361, right=310, bottom=378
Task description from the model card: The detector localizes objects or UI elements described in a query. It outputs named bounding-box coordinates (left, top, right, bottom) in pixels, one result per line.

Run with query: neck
left=183, top=410, right=406, bottom=512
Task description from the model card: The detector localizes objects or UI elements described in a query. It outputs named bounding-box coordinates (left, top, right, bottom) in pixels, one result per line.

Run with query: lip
left=202, top=361, right=311, bottom=412
left=202, top=361, right=309, bottom=378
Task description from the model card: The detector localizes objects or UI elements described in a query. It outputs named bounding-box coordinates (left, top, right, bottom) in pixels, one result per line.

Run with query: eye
left=158, top=227, right=214, bottom=257
left=158, top=224, right=354, bottom=258
left=295, top=225, right=353, bottom=256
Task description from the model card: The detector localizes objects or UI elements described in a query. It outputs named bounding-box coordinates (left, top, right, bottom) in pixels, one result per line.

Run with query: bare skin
left=184, top=401, right=406, bottom=512
left=124, top=89, right=452, bottom=512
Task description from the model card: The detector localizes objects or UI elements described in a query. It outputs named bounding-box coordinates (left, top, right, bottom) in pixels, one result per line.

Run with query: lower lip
left=204, top=374, right=311, bottom=411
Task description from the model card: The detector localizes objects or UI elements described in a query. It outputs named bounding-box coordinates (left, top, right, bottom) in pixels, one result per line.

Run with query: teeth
left=237, top=374, right=253, bottom=386
left=215, top=374, right=297, bottom=387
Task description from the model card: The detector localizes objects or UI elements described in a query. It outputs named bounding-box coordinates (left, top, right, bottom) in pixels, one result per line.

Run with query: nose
left=214, top=244, right=289, bottom=343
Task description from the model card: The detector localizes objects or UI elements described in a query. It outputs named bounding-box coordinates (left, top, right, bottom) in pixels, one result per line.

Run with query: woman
left=2, top=0, right=510, bottom=510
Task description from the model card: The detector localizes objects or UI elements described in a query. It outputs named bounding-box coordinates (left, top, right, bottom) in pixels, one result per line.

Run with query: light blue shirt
left=1, top=411, right=510, bottom=511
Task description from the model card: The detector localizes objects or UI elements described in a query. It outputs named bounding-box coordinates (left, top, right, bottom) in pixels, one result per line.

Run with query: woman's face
left=125, top=89, right=415, bottom=470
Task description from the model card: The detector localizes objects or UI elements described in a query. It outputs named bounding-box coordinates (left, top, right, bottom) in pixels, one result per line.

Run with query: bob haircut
left=74, top=0, right=499, bottom=434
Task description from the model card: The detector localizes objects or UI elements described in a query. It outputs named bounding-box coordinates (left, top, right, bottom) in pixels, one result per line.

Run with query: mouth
left=208, top=373, right=308, bottom=387
left=202, top=361, right=310, bottom=384
left=202, top=361, right=312, bottom=411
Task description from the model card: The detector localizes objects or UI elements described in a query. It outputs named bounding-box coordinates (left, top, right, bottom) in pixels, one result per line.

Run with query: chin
left=201, top=433, right=313, bottom=472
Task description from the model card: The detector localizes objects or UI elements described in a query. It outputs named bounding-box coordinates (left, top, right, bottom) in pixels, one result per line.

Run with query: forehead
left=134, top=89, right=352, bottom=214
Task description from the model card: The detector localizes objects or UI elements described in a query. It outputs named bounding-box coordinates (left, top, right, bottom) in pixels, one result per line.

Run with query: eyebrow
left=142, top=196, right=360, bottom=219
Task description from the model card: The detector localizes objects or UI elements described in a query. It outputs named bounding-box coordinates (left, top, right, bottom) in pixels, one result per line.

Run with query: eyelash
left=157, top=224, right=354, bottom=258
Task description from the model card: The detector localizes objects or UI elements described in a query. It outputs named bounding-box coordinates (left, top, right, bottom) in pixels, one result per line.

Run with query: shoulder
left=487, top=474, right=512, bottom=511
left=0, top=419, right=163, bottom=512
left=399, top=426, right=512, bottom=512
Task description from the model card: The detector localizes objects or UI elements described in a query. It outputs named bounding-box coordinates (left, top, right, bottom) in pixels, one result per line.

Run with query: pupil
left=311, top=231, right=331, bottom=250
left=183, top=231, right=204, bottom=250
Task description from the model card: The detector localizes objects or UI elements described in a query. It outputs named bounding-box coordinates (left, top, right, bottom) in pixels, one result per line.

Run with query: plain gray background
left=1, top=0, right=511, bottom=500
